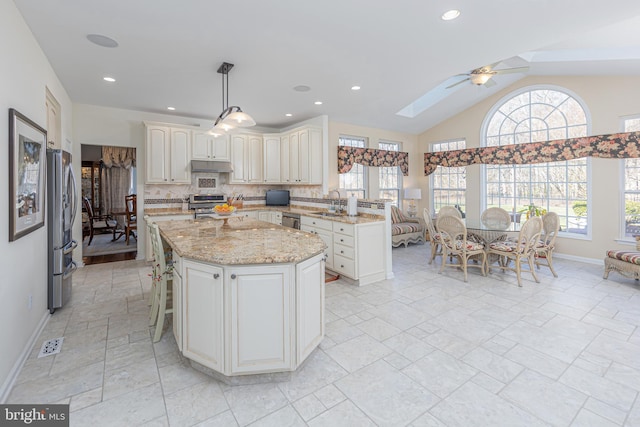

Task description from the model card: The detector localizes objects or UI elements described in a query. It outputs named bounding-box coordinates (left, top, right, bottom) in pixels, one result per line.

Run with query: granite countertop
left=156, top=217, right=326, bottom=265
left=144, top=208, right=193, bottom=216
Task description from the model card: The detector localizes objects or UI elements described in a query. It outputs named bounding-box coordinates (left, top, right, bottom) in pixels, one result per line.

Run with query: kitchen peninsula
left=157, top=217, right=326, bottom=380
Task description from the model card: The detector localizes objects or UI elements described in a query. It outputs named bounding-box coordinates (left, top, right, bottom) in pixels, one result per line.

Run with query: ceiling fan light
left=224, top=110, right=256, bottom=127
left=470, top=73, right=492, bottom=85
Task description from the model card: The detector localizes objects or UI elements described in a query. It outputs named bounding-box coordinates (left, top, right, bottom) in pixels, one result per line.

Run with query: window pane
left=624, top=118, right=640, bottom=236
left=379, top=141, right=401, bottom=206
left=339, top=136, right=367, bottom=198
left=430, top=139, right=466, bottom=214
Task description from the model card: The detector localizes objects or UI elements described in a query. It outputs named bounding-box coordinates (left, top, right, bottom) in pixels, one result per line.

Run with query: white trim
left=553, top=252, right=602, bottom=266
left=0, top=311, right=50, bottom=403
left=620, top=115, right=640, bottom=239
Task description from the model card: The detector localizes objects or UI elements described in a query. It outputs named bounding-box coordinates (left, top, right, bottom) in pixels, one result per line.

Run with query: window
left=483, top=87, right=589, bottom=235
left=623, top=117, right=640, bottom=238
left=378, top=141, right=402, bottom=206
left=430, top=139, right=466, bottom=214
left=339, top=136, right=367, bottom=198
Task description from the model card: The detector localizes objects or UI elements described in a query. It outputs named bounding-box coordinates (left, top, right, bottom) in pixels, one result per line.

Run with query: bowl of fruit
left=214, top=204, right=235, bottom=216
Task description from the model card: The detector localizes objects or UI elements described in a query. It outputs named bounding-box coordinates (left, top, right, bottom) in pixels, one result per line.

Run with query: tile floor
left=8, top=244, right=640, bottom=426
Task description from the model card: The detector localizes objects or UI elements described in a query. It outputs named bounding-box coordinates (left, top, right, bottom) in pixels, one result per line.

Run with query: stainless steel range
left=188, top=194, right=227, bottom=218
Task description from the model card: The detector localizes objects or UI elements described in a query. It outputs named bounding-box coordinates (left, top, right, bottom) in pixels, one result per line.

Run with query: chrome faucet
left=329, top=189, right=342, bottom=213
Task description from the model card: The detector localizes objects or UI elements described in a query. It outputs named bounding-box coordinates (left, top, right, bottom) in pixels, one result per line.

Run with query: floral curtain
left=424, top=131, right=640, bottom=175
left=338, top=146, right=409, bottom=176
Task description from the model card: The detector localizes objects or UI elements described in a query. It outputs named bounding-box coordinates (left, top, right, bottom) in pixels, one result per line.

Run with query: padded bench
left=390, top=206, right=425, bottom=248
left=604, top=250, right=640, bottom=280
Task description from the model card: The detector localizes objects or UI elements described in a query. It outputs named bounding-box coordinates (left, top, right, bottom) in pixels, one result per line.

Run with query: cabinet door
left=146, top=126, right=170, bottom=183
left=248, top=135, right=264, bottom=183
left=316, top=228, right=333, bottom=269
left=191, top=131, right=211, bottom=160
left=297, top=129, right=310, bottom=183
left=289, top=131, right=300, bottom=183
left=172, top=256, right=183, bottom=352
left=230, top=135, right=247, bottom=183
left=263, top=136, right=281, bottom=183
left=183, top=261, right=224, bottom=372
left=309, top=127, right=323, bottom=184
left=280, top=135, right=290, bottom=184
left=228, top=265, right=292, bottom=374
left=170, top=128, right=191, bottom=183
left=296, top=254, right=324, bottom=363
left=258, top=211, right=270, bottom=222
left=212, top=134, right=230, bottom=160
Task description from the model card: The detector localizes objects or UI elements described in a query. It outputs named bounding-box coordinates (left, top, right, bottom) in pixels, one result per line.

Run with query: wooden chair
left=82, top=196, right=117, bottom=246
left=481, top=207, right=511, bottom=230
left=148, top=222, right=173, bottom=342
left=487, top=216, right=543, bottom=286
left=438, top=205, right=462, bottom=219
left=423, top=209, right=442, bottom=264
left=125, top=194, right=137, bottom=245
left=436, top=215, right=486, bottom=282
left=535, top=212, right=560, bottom=277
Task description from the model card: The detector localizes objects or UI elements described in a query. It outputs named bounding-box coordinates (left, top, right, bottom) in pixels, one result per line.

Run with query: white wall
left=418, top=75, right=640, bottom=261
left=0, top=0, right=73, bottom=401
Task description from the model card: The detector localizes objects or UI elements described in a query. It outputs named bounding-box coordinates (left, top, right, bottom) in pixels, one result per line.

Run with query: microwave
left=265, top=190, right=290, bottom=206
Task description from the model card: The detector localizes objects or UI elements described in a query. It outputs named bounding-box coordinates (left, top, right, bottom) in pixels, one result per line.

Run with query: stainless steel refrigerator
left=47, top=149, right=78, bottom=313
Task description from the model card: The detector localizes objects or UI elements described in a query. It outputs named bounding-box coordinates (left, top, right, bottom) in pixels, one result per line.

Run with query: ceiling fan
left=446, top=63, right=529, bottom=89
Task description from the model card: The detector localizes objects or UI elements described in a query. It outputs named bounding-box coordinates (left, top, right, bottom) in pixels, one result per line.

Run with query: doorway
left=81, top=144, right=137, bottom=264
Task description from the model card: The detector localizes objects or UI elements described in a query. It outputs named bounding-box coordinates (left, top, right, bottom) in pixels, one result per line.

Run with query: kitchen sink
left=309, top=211, right=342, bottom=217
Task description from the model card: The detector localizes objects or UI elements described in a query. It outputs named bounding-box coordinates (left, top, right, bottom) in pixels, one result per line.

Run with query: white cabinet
left=258, top=211, right=282, bottom=225
left=144, top=215, right=194, bottom=261
left=263, top=135, right=281, bottom=183
left=301, top=216, right=334, bottom=270
left=248, top=135, right=264, bottom=183
left=280, top=134, right=290, bottom=183
left=239, top=210, right=259, bottom=219
left=172, top=252, right=183, bottom=352
left=191, top=132, right=230, bottom=161
left=182, top=260, right=225, bottom=372
left=285, top=126, right=322, bottom=184
left=145, top=125, right=191, bottom=184
left=296, top=254, right=325, bottom=362
left=227, top=265, right=292, bottom=374
left=230, top=134, right=263, bottom=184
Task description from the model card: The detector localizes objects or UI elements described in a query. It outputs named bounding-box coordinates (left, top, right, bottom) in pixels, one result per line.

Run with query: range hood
left=191, top=160, right=234, bottom=173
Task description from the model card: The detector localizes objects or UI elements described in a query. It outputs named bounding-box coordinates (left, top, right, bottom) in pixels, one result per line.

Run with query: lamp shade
left=404, top=188, right=422, bottom=200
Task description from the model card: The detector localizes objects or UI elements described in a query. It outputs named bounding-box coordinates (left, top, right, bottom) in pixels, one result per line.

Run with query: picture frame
left=9, top=108, right=47, bottom=241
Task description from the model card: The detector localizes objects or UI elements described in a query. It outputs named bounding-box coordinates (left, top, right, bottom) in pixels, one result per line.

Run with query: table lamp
left=404, top=188, right=421, bottom=217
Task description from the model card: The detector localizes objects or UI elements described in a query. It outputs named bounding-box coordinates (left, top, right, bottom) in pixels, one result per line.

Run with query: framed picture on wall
left=9, top=108, right=47, bottom=241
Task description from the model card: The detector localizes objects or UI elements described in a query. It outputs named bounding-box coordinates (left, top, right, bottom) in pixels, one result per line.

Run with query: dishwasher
left=282, top=212, right=300, bottom=229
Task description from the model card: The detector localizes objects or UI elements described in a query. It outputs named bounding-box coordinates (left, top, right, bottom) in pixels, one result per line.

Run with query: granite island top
left=156, top=217, right=326, bottom=265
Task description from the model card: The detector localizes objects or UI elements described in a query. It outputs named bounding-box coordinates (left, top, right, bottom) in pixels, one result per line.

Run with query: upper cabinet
left=230, top=133, right=263, bottom=184
left=263, top=135, right=281, bottom=184
left=286, top=127, right=322, bottom=185
left=192, top=132, right=230, bottom=161
left=145, top=124, right=191, bottom=184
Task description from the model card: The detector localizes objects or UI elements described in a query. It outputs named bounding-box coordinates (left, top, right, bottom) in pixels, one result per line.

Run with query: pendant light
left=212, top=62, right=256, bottom=133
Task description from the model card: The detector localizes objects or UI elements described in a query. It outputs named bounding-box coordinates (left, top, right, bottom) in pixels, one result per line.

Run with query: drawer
left=333, top=222, right=355, bottom=236
left=333, top=254, right=355, bottom=278
left=333, top=243, right=354, bottom=260
left=333, top=233, right=354, bottom=247
left=301, top=216, right=333, bottom=231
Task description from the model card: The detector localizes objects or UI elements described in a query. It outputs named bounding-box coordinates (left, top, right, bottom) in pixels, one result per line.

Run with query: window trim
left=378, top=140, right=403, bottom=206
left=619, top=114, right=640, bottom=241
left=429, top=138, right=466, bottom=215
left=338, top=134, right=368, bottom=199
left=479, top=84, right=592, bottom=240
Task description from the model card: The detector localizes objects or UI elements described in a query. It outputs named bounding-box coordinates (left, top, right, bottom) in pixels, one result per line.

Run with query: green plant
left=519, top=204, right=547, bottom=218
left=572, top=201, right=587, bottom=217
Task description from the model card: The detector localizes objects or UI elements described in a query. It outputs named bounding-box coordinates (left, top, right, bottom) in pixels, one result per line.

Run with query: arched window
left=482, top=87, right=590, bottom=235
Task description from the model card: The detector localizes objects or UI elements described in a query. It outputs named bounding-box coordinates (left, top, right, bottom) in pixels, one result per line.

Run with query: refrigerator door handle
left=69, top=165, right=78, bottom=228
left=63, top=261, right=78, bottom=280
left=63, top=240, right=78, bottom=255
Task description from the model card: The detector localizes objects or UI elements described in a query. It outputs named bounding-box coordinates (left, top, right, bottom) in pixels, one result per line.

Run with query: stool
left=603, top=250, right=640, bottom=280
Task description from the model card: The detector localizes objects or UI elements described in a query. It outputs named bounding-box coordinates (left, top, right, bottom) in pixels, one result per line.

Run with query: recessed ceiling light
left=103, top=76, right=116, bottom=82
left=293, top=85, right=311, bottom=92
left=351, top=86, right=361, bottom=91
left=441, top=9, right=461, bottom=20
left=314, top=101, right=323, bottom=105
left=285, top=113, right=292, bottom=117
left=167, top=107, right=176, bottom=111
left=86, top=34, right=119, bottom=48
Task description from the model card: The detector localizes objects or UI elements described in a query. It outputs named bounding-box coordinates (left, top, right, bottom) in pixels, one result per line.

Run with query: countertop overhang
left=156, top=217, right=326, bottom=265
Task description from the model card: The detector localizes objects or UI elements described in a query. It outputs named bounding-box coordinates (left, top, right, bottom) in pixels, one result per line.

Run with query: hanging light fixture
left=212, top=62, right=256, bottom=133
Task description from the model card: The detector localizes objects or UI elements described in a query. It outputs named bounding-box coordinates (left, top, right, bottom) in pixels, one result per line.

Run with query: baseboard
left=553, top=252, right=602, bottom=266
left=0, top=310, right=50, bottom=403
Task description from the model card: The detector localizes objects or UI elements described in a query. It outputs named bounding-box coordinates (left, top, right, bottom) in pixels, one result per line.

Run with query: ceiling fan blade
left=484, top=79, right=497, bottom=88
left=446, top=77, right=470, bottom=89
left=493, top=66, right=529, bottom=75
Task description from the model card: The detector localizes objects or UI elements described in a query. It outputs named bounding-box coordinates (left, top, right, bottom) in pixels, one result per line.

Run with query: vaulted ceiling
left=13, top=0, right=640, bottom=134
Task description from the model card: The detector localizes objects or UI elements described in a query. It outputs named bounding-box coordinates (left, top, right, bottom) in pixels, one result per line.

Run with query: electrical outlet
left=28, top=294, right=33, bottom=310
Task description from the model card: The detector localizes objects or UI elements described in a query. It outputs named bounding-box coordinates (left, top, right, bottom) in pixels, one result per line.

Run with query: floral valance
left=338, top=146, right=409, bottom=176
left=424, top=131, right=640, bottom=175
left=102, top=146, right=136, bottom=169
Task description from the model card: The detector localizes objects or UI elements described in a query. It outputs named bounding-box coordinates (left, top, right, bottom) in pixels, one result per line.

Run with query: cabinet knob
left=340, top=228, right=344, bottom=231
left=340, top=238, right=344, bottom=242
left=341, top=250, right=344, bottom=254
left=341, top=264, right=344, bottom=268
left=164, top=179, right=168, bottom=181
left=213, top=273, right=219, bottom=279
left=231, top=274, right=237, bottom=279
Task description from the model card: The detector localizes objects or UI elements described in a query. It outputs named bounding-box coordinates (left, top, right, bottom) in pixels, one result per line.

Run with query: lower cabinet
left=178, top=253, right=324, bottom=376
left=144, top=214, right=194, bottom=261
left=172, top=252, right=183, bottom=352
left=258, top=211, right=282, bottom=225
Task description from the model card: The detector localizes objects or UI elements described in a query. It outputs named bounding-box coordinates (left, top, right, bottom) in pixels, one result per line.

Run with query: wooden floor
left=83, top=251, right=137, bottom=265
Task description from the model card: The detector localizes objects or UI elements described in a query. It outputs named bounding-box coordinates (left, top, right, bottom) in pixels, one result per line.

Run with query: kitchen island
left=156, top=217, right=326, bottom=381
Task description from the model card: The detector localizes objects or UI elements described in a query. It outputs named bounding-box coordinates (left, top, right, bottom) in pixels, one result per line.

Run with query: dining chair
left=487, top=216, right=543, bottom=286
left=124, top=194, right=137, bottom=245
left=148, top=222, right=173, bottom=342
left=436, top=214, right=486, bottom=282
left=535, top=212, right=560, bottom=277
left=438, top=205, right=462, bottom=219
left=82, top=196, right=117, bottom=246
left=423, top=209, right=442, bottom=264
left=481, top=207, right=511, bottom=230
